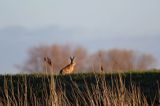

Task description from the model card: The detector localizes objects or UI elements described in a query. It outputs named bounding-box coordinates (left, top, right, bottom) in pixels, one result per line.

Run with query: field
left=0, top=71, right=160, bottom=106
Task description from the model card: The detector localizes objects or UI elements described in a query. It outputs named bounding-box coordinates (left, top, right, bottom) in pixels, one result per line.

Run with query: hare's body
left=60, top=57, right=76, bottom=75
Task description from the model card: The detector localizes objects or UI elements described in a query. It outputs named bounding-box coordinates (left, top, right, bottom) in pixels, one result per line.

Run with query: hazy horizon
left=0, top=0, right=160, bottom=74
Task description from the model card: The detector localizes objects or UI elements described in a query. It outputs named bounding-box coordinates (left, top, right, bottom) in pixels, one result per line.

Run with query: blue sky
left=0, top=0, right=160, bottom=74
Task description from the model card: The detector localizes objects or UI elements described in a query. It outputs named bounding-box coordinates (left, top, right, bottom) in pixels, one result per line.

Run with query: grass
left=0, top=71, right=159, bottom=106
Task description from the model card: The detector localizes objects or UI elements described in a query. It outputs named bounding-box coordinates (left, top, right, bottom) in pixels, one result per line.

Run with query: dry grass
left=0, top=73, right=159, bottom=106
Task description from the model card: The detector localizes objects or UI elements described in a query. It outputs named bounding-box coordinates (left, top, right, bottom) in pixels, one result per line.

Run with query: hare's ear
left=44, top=56, right=52, bottom=65
left=70, top=56, right=75, bottom=62
left=73, top=56, right=75, bottom=61
left=72, top=56, right=76, bottom=60
left=44, top=57, right=47, bottom=62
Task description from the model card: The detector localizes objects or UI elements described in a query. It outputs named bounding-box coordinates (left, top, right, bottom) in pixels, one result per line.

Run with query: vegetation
left=17, top=44, right=156, bottom=73
left=0, top=71, right=159, bottom=105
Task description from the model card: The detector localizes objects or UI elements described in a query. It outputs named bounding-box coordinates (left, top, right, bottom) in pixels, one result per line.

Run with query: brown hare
left=60, top=56, right=76, bottom=75
left=100, top=64, right=104, bottom=72
left=43, top=56, right=54, bottom=72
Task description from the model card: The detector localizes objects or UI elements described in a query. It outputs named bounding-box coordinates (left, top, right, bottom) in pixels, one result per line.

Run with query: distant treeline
left=17, top=44, right=156, bottom=73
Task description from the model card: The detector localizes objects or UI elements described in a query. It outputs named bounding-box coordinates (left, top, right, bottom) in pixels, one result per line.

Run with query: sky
left=0, top=0, right=160, bottom=74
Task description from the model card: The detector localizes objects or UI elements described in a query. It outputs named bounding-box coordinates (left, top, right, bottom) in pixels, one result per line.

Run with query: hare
left=100, top=64, right=104, bottom=72
left=60, top=56, right=76, bottom=75
left=43, top=56, right=54, bottom=72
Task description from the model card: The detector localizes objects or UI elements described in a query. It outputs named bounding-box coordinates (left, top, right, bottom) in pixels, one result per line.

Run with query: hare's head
left=70, top=56, right=76, bottom=66
left=44, top=57, right=52, bottom=66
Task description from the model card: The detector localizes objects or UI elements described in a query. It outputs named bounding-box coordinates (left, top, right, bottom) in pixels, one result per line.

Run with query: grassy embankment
left=0, top=70, right=159, bottom=105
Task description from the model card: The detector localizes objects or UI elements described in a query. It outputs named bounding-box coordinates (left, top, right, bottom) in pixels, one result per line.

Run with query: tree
left=19, top=45, right=156, bottom=73
left=20, top=44, right=87, bottom=73
left=136, top=54, right=156, bottom=70
left=88, top=49, right=156, bottom=72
